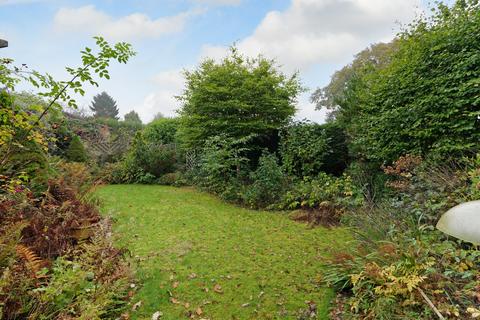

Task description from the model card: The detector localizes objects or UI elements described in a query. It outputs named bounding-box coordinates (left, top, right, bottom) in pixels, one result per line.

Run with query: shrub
left=65, top=135, right=88, bottom=163
left=279, top=121, right=349, bottom=178
left=242, top=152, right=287, bottom=208
left=158, top=172, right=183, bottom=186
left=0, top=178, right=133, bottom=319
left=279, top=173, right=359, bottom=210
left=119, top=121, right=181, bottom=183
left=324, top=154, right=480, bottom=319
left=189, top=135, right=251, bottom=202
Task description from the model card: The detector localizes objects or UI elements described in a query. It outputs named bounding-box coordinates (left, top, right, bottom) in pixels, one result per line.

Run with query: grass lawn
left=96, top=185, right=349, bottom=320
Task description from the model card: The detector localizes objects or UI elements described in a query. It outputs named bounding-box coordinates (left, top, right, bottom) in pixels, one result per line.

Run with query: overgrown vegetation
left=1, top=37, right=136, bottom=319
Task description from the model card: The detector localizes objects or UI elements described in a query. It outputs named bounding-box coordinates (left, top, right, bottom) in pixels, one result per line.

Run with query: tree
left=311, top=41, right=397, bottom=122
left=90, top=91, right=119, bottom=119
left=177, top=47, right=302, bottom=152
left=124, top=110, right=142, bottom=124
left=152, top=112, right=165, bottom=121
left=346, top=0, right=480, bottom=162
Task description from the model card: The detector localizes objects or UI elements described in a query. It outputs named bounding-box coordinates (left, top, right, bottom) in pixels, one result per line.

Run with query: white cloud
left=201, top=0, right=422, bottom=72
left=135, top=69, right=186, bottom=122
left=53, top=5, right=200, bottom=41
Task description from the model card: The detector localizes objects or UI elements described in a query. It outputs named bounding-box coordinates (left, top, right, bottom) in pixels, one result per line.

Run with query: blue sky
left=0, top=0, right=439, bottom=123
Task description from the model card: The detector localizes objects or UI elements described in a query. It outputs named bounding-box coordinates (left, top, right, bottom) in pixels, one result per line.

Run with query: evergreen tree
left=124, top=110, right=142, bottom=124
left=89, top=91, right=119, bottom=119
left=66, top=135, right=88, bottom=162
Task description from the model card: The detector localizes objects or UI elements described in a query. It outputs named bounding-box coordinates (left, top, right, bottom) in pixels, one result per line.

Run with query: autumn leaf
left=170, top=297, right=180, bottom=304
left=188, top=273, right=197, bottom=279
left=184, top=302, right=190, bottom=308
left=196, top=307, right=203, bottom=315
left=213, top=284, right=223, bottom=294
left=173, top=281, right=179, bottom=288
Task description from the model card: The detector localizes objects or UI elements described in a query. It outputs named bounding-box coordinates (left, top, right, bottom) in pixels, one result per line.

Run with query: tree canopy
left=177, top=48, right=302, bottom=150
left=124, top=110, right=142, bottom=124
left=90, top=91, right=119, bottom=119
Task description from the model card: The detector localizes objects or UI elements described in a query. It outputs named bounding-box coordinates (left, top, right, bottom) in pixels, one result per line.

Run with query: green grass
left=97, top=185, right=349, bottom=320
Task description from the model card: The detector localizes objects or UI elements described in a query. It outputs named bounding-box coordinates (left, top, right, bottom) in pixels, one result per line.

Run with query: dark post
left=0, top=39, right=8, bottom=49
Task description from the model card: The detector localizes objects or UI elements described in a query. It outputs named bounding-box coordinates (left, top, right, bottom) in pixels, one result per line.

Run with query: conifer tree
left=89, top=91, right=119, bottom=119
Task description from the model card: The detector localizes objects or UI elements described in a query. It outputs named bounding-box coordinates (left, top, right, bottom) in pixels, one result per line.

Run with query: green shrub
left=65, top=135, right=88, bottom=162
left=122, top=131, right=180, bottom=183
left=279, top=121, right=349, bottom=178
left=242, top=152, right=286, bottom=208
left=158, top=172, right=182, bottom=186
left=189, top=135, right=251, bottom=202
left=279, top=173, right=359, bottom=210
left=144, top=117, right=179, bottom=145
left=324, top=154, right=480, bottom=319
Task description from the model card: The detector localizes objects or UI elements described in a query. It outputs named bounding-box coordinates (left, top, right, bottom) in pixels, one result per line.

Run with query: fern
left=15, top=244, right=46, bottom=277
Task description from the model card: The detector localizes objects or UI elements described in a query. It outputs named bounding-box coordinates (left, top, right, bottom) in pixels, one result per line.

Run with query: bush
left=324, top=154, right=480, bottom=319
left=189, top=135, right=251, bottom=202
left=242, top=152, right=287, bottom=208
left=65, top=135, right=88, bottom=163
left=0, top=177, right=133, bottom=319
left=279, top=121, right=349, bottom=178
left=122, top=131, right=180, bottom=183
left=158, top=172, right=183, bottom=186
left=279, top=173, right=359, bottom=210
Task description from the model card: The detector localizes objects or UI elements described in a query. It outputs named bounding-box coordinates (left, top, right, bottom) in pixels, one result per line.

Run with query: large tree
left=177, top=48, right=302, bottom=151
left=124, top=110, right=142, bottom=124
left=90, top=91, right=119, bottom=119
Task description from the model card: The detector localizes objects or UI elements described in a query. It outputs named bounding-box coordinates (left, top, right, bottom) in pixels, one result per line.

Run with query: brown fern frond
left=15, top=244, right=46, bottom=277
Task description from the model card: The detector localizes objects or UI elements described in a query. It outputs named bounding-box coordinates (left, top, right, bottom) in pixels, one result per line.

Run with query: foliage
left=177, top=47, right=302, bottom=152
left=121, top=130, right=180, bottom=184
left=188, top=135, right=252, bottom=201
left=0, top=178, right=132, bottom=319
left=143, top=117, right=179, bottom=145
left=124, top=110, right=142, bottom=124
left=65, top=135, right=88, bottom=163
left=324, top=154, right=480, bottom=319
left=242, top=152, right=287, bottom=208
left=89, top=91, right=120, bottom=120
left=332, top=1, right=480, bottom=162
left=311, top=41, right=398, bottom=121
left=279, top=173, right=359, bottom=211
left=0, top=36, right=135, bottom=188
left=279, top=120, right=349, bottom=177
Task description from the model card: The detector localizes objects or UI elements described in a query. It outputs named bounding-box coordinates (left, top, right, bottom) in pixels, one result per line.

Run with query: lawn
left=96, top=185, right=349, bottom=320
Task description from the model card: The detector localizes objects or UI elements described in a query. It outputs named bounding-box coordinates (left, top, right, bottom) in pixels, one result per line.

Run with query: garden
left=1, top=1, right=480, bottom=319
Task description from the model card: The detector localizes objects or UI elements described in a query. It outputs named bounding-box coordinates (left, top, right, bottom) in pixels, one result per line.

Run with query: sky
left=0, top=0, right=435, bottom=123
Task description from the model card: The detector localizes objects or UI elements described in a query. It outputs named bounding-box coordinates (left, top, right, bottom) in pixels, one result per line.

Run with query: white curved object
left=436, top=200, right=480, bottom=244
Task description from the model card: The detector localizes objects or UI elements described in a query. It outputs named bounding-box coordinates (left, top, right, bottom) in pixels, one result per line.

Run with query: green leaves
left=177, top=47, right=301, bottom=151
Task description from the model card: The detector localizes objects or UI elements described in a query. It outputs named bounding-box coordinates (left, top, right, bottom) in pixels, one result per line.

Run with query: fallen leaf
left=213, top=284, right=223, bottom=294
left=241, top=303, right=250, bottom=307
left=169, top=275, right=175, bottom=281
left=173, top=281, right=179, bottom=288
left=188, top=273, right=197, bottom=279
left=196, top=307, right=203, bottom=315
left=184, top=302, right=190, bottom=308
left=132, top=301, right=142, bottom=311
left=151, top=311, right=163, bottom=320
left=170, top=298, right=180, bottom=304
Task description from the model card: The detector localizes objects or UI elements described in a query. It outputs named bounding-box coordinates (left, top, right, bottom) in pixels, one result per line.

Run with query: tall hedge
left=348, top=2, right=480, bottom=162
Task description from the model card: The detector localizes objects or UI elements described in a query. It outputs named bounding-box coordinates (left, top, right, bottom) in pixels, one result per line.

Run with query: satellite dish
left=436, top=200, right=480, bottom=244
